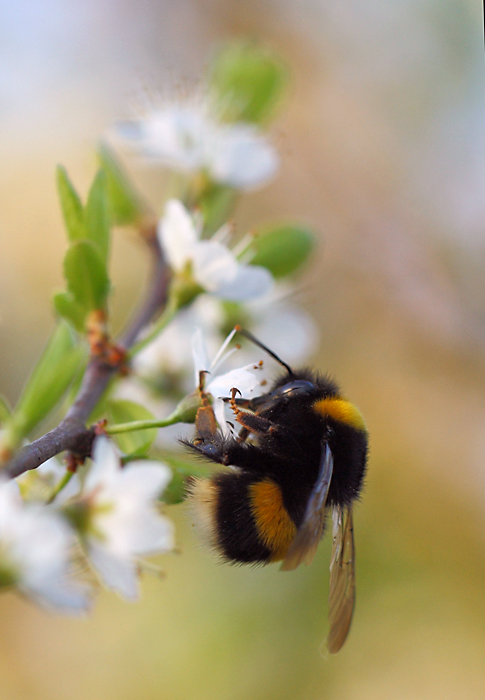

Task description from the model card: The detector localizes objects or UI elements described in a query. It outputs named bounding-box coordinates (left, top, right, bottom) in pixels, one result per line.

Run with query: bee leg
left=236, top=427, right=250, bottom=444
left=235, top=412, right=277, bottom=435
left=193, top=370, right=218, bottom=445
left=229, top=387, right=278, bottom=438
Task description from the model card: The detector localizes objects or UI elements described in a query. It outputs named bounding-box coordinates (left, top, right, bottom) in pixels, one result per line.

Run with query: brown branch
left=4, top=228, right=171, bottom=480
left=5, top=419, right=96, bottom=480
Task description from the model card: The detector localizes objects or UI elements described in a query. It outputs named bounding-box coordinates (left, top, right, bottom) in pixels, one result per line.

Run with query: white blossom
left=159, top=199, right=273, bottom=301
left=0, top=480, right=90, bottom=613
left=76, top=437, right=174, bottom=600
left=115, top=97, right=279, bottom=190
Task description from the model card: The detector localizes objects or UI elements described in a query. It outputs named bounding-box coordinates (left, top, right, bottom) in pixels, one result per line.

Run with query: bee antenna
left=234, top=326, right=294, bottom=375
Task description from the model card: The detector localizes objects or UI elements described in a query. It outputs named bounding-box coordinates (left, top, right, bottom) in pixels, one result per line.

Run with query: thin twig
left=4, top=227, right=171, bottom=480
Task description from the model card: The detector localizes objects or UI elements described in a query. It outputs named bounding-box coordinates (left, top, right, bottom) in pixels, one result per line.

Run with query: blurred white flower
left=74, top=437, right=174, bottom=600
left=159, top=199, right=273, bottom=301
left=116, top=97, right=278, bottom=190
left=244, top=286, right=319, bottom=366
left=0, top=480, right=90, bottom=613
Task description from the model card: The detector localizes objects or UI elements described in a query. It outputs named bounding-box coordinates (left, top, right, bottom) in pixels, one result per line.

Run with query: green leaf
left=53, top=291, right=87, bottom=332
left=56, top=166, right=85, bottom=242
left=64, top=239, right=110, bottom=312
left=161, top=467, right=188, bottom=505
left=0, top=395, right=12, bottom=424
left=210, top=40, right=288, bottom=125
left=11, top=322, right=84, bottom=437
left=108, top=400, right=158, bottom=456
left=159, top=453, right=213, bottom=505
left=84, top=170, right=110, bottom=263
left=199, top=182, right=237, bottom=237
left=97, top=143, right=145, bottom=226
left=251, top=224, right=315, bottom=278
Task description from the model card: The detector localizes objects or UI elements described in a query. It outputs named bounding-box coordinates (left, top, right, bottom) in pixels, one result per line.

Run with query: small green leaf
left=53, top=292, right=87, bottom=332
left=161, top=467, right=188, bottom=505
left=251, top=224, right=315, bottom=278
left=98, top=143, right=145, bottom=226
left=210, top=40, right=288, bottom=125
left=64, top=240, right=110, bottom=312
left=84, top=170, right=110, bottom=263
left=199, top=182, right=237, bottom=237
left=11, top=322, right=84, bottom=437
left=160, top=453, right=213, bottom=504
left=108, top=400, right=158, bottom=456
left=0, top=395, right=12, bottom=424
left=56, top=166, right=85, bottom=242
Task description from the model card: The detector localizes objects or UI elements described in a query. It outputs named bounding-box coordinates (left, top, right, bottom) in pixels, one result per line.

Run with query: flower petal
left=208, top=367, right=263, bottom=436
left=214, top=263, right=273, bottom=301
left=84, top=437, right=120, bottom=491
left=191, top=326, right=211, bottom=381
left=206, top=367, right=260, bottom=400
left=89, top=543, right=139, bottom=600
left=158, top=199, right=199, bottom=271
left=22, top=576, right=91, bottom=614
left=208, top=124, right=279, bottom=190
left=192, top=241, right=239, bottom=292
left=115, top=107, right=207, bottom=171
left=109, top=510, right=174, bottom=555
left=117, top=462, right=172, bottom=502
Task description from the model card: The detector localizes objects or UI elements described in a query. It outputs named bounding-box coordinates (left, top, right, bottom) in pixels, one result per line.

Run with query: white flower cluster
left=114, top=196, right=317, bottom=445
left=0, top=438, right=174, bottom=612
left=113, top=91, right=317, bottom=400
left=117, top=190, right=317, bottom=438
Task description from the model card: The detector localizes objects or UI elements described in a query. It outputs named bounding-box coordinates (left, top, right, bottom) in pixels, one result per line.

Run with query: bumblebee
left=185, top=329, right=368, bottom=653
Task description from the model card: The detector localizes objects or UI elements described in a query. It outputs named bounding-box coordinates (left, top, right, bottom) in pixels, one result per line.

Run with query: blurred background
left=1, top=0, right=485, bottom=698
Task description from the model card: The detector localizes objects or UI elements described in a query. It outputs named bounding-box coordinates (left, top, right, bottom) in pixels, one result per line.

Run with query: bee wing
left=327, top=505, right=356, bottom=654
left=280, top=444, right=334, bottom=571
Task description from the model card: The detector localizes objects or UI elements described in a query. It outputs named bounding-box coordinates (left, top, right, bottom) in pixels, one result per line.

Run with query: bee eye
left=278, top=380, right=315, bottom=397
left=249, top=380, right=317, bottom=412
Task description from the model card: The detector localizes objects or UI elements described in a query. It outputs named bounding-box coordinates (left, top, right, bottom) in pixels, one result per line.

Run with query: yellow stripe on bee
left=313, top=398, right=367, bottom=432
left=249, top=479, right=297, bottom=562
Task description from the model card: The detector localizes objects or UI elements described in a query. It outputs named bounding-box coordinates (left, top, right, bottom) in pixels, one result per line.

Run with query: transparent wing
left=327, top=505, right=356, bottom=654
left=280, top=444, right=334, bottom=571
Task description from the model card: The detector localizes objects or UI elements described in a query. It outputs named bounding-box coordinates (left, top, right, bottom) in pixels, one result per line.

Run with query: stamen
left=211, top=346, right=239, bottom=374
left=231, top=232, right=254, bottom=259
left=137, top=558, right=166, bottom=578
left=238, top=249, right=255, bottom=265
left=211, top=222, right=233, bottom=245
left=210, top=328, right=238, bottom=372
